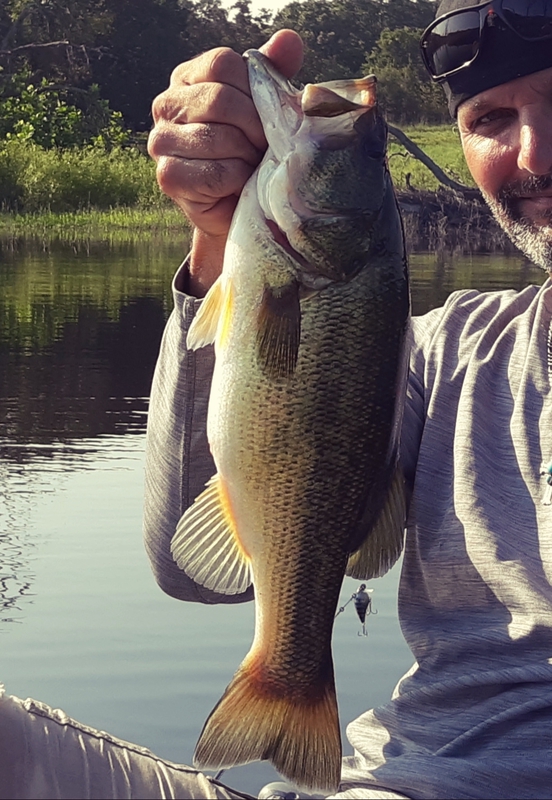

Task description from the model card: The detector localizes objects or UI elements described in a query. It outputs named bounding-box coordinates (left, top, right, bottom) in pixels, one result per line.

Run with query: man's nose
left=517, top=108, right=552, bottom=175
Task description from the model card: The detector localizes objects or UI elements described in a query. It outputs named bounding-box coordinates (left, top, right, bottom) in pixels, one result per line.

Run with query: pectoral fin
left=346, top=466, right=406, bottom=580
left=187, top=276, right=234, bottom=350
left=256, top=281, right=301, bottom=379
left=170, top=474, right=252, bottom=595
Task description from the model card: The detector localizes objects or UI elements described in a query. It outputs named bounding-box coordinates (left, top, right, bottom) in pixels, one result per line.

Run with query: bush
left=0, top=69, right=130, bottom=149
left=0, top=140, right=168, bottom=212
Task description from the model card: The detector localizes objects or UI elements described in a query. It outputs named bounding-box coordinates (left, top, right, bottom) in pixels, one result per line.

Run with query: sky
left=220, top=0, right=292, bottom=19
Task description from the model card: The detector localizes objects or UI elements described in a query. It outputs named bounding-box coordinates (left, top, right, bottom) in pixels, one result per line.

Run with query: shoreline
left=0, top=191, right=514, bottom=253
left=397, top=189, right=515, bottom=253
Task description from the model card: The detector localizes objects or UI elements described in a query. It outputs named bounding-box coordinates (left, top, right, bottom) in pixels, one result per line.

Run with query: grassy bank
left=389, top=124, right=474, bottom=191
left=0, top=127, right=486, bottom=247
left=0, top=140, right=165, bottom=213
left=0, top=207, right=189, bottom=243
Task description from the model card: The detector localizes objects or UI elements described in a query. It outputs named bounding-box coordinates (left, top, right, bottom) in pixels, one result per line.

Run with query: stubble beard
left=482, top=174, right=552, bottom=273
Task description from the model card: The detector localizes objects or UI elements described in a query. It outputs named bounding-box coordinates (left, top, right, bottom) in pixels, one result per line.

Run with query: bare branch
left=388, top=123, right=482, bottom=202
left=0, top=40, right=71, bottom=56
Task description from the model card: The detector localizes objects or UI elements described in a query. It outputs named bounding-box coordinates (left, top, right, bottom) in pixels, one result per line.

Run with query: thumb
left=259, top=28, right=303, bottom=79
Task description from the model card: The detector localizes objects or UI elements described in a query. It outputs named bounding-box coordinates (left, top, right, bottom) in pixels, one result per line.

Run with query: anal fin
left=170, top=474, right=252, bottom=595
left=346, top=465, right=406, bottom=580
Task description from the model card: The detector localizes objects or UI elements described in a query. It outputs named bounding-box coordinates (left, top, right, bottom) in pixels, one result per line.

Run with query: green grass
left=0, top=206, right=189, bottom=242
left=0, top=126, right=472, bottom=239
left=388, top=124, right=475, bottom=191
left=0, top=140, right=168, bottom=213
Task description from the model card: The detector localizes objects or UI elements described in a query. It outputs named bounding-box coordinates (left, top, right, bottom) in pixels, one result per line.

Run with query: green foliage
left=0, top=206, right=188, bottom=241
left=184, top=0, right=269, bottom=55
left=0, top=0, right=444, bottom=134
left=0, top=124, right=472, bottom=215
left=0, top=69, right=129, bottom=148
left=0, top=139, right=168, bottom=212
left=271, top=0, right=436, bottom=84
left=363, top=27, right=448, bottom=124
left=91, top=0, right=194, bottom=130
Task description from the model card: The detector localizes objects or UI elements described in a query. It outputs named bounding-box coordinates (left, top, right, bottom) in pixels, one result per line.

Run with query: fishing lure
left=541, top=460, right=552, bottom=506
left=335, top=584, right=376, bottom=636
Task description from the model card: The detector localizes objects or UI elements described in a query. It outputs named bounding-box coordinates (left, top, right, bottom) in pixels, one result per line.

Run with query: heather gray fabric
left=144, top=266, right=552, bottom=799
left=0, top=685, right=253, bottom=800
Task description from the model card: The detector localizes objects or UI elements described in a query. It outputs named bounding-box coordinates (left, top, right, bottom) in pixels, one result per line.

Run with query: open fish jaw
left=247, top=49, right=390, bottom=284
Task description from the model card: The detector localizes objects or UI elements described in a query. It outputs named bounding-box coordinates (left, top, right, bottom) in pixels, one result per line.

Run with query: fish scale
left=170, top=50, right=409, bottom=793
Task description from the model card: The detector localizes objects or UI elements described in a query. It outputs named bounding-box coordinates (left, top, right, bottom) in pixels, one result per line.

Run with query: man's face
left=457, top=66, right=552, bottom=272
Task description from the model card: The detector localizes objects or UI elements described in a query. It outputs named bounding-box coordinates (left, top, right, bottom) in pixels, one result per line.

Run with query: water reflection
left=0, top=236, right=549, bottom=791
left=409, top=250, right=546, bottom=316
left=0, top=238, right=546, bottom=626
left=0, top=237, right=187, bottom=623
left=0, top=237, right=184, bottom=448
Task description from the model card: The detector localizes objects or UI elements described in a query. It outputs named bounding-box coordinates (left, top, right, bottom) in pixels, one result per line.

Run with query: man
left=145, top=1, right=552, bottom=798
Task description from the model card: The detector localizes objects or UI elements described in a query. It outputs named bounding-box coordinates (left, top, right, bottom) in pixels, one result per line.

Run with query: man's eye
left=471, top=108, right=514, bottom=132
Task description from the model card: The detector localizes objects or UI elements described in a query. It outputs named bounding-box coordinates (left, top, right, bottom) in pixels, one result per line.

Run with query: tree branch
left=0, top=40, right=72, bottom=56
left=388, top=123, right=482, bottom=201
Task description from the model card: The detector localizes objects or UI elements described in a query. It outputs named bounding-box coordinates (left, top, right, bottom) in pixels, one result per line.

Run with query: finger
left=155, top=155, right=255, bottom=206
left=185, top=195, right=240, bottom=238
left=170, top=47, right=251, bottom=95
left=151, top=82, right=266, bottom=151
left=148, top=121, right=262, bottom=168
left=260, top=29, right=304, bottom=79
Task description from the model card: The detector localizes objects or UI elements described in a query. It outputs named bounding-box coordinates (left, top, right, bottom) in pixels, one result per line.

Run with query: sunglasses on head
left=420, top=0, right=552, bottom=82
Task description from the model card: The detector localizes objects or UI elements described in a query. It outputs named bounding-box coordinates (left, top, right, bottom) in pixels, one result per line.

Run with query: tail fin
left=194, top=655, right=342, bottom=794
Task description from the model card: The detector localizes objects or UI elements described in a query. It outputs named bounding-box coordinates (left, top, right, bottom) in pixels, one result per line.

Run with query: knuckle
left=169, top=62, right=188, bottom=85
left=154, top=156, right=175, bottom=194
left=147, top=124, right=170, bottom=160
left=203, top=82, right=232, bottom=121
left=151, top=91, right=172, bottom=124
left=169, top=47, right=239, bottom=87
left=155, top=156, right=192, bottom=201
left=206, top=47, right=241, bottom=81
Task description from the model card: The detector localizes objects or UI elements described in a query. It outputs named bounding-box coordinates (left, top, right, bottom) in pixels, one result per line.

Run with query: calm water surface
left=0, top=238, right=546, bottom=794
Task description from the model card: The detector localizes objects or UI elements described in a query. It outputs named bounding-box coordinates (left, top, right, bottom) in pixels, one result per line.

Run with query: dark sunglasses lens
left=502, top=0, right=552, bottom=39
left=424, top=10, right=481, bottom=77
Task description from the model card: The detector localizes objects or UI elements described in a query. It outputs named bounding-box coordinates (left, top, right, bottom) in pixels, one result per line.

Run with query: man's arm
left=143, top=32, right=304, bottom=602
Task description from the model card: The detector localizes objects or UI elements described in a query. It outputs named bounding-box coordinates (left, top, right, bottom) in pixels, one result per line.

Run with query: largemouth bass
left=171, top=50, right=409, bottom=794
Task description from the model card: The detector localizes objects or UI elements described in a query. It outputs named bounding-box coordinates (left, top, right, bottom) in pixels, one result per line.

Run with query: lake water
left=0, top=237, right=546, bottom=796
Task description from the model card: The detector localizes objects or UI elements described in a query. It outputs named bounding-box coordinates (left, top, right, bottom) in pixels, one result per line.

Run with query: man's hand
left=148, top=29, right=303, bottom=295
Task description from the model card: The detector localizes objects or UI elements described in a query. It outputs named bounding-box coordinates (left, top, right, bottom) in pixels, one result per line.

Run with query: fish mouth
left=265, top=218, right=311, bottom=268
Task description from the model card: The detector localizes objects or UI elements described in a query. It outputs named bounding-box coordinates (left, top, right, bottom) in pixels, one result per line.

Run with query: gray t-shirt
left=144, top=268, right=552, bottom=799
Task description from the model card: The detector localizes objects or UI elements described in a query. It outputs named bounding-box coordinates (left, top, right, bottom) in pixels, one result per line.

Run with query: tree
left=0, top=1, right=111, bottom=83
left=90, top=0, right=192, bottom=131
left=271, top=0, right=436, bottom=84
left=363, top=27, right=448, bottom=124
left=0, top=1, right=123, bottom=145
